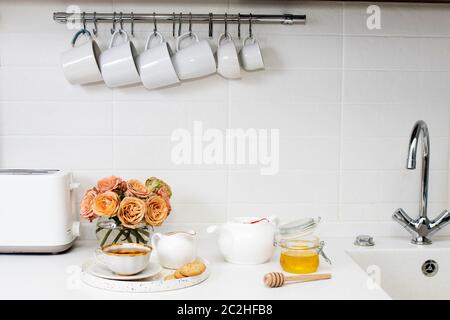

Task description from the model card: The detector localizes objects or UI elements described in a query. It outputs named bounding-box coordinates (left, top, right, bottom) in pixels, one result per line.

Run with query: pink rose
left=80, top=188, right=98, bottom=222
left=125, top=179, right=151, bottom=199
left=157, top=189, right=172, bottom=212
left=96, top=176, right=123, bottom=193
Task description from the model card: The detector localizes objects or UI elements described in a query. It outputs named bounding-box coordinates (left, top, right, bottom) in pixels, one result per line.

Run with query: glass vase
left=95, top=218, right=153, bottom=248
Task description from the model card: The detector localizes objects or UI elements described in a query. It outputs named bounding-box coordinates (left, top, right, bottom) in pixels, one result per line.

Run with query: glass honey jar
left=275, top=218, right=331, bottom=274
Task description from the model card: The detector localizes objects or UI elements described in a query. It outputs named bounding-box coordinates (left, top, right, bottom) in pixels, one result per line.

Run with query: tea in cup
left=94, top=243, right=152, bottom=275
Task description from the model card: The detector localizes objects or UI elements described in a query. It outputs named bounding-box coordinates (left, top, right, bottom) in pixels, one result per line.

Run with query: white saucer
left=86, top=260, right=162, bottom=281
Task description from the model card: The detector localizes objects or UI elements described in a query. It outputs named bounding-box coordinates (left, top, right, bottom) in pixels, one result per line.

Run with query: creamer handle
left=151, top=233, right=163, bottom=250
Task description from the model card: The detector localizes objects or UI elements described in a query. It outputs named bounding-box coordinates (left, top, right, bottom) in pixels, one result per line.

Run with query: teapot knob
left=206, top=225, right=218, bottom=234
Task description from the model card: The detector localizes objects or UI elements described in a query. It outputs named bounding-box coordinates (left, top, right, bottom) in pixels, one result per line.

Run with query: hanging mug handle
left=176, top=32, right=199, bottom=52
left=242, top=35, right=256, bottom=47
left=109, top=29, right=129, bottom=49
left=71, top=29, right=92, bottom=47
left=145, top=31, right=164, bottom=51
left=217, top=32, right=232, bottom=46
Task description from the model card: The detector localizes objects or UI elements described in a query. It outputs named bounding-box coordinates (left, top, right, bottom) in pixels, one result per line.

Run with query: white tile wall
left=1, top=0, right=450, bottom=236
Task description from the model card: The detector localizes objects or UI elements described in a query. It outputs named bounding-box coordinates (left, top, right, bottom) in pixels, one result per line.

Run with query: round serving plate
left=81, top=257, right=210, bottom=293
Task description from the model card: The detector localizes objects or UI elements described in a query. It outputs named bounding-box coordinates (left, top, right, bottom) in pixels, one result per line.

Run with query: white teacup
left=94, top=243, right=152, bottom=275
left=171, top=32, right=216, bottom=80
left=216, top=33, right=241, bottom=79
left=137, top=31, right=180, bottom=90
left=61, top=29, right=102, bottom=85
left=239, top=36, right=264, bottom=71
left=99, top=30, right=141, bottom=88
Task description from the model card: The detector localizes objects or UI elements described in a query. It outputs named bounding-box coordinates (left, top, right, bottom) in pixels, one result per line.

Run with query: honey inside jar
left=278, top=239, right=320, bottom=274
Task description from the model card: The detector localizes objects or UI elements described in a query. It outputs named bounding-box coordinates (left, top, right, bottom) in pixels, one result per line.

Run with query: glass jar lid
left=276, top=217, right=321, bottom=241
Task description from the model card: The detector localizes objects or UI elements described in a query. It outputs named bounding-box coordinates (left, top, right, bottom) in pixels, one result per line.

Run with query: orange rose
left=96, top=176, right=123, bottom=193
left=92, top=191, right=120, bottom=217
left=145, top=195, right=170, bottom=226
left=80, top=188, right=98, bottom=222
left=118, top=197, right=147, bottom=229
left=125, top=179, right=151, bottom=199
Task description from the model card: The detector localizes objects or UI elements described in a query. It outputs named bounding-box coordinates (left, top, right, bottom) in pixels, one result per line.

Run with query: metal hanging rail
left=53, top=12, right=306, bottom=25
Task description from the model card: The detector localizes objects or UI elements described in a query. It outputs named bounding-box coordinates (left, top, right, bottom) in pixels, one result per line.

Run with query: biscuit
left=164, top=274, right=176, bottom=281
left=179, top=261, right=206, bottom=277
left=174, top=269, right=186, bottom=279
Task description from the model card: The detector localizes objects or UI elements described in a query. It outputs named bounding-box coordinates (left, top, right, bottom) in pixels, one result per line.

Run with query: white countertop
left=0, top=237, right=399, bottom=300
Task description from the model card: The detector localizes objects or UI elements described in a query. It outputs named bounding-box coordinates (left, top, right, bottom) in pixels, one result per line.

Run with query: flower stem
left=125, top=230, right=132, bottom=243
left=100, top=229, right=113, bottom=248
left=111, top=230, right=125, bottom=244
left=133, top=230, right=146, bottom=244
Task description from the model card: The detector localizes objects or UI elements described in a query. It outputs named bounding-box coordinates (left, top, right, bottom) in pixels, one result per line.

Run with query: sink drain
left=422, top=259, right=438, bottom=277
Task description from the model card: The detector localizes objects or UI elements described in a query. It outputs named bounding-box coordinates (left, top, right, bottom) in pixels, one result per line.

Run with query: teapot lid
left=277, top=217, right=321, bottom=240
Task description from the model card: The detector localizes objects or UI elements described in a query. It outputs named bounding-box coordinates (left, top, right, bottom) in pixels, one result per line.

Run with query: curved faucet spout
left=393, top=120, right=450, bottom=245
left=407, top=120, right=430, bottom=218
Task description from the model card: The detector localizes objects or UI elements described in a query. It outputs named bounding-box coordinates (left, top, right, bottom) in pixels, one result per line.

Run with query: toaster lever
left=70, top=182, right=80, bottom=191
left=72, top=221, right=80, bottom=237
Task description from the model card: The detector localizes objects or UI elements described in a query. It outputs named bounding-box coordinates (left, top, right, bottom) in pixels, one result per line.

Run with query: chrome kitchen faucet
left=393, top=120, right=450, bottom=245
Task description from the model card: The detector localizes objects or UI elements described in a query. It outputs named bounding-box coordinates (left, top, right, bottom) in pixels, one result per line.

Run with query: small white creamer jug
left=151, top=230, right=197, bottom=269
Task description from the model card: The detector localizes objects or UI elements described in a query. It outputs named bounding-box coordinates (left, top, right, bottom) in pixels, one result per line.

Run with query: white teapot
left=151, top=230, right=197, bottom=269
left=207, top=216, right=278, bottom=265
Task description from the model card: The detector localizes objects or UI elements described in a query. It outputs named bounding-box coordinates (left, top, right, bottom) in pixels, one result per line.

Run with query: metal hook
left=130, top=12, right=134, bottom=36
left=238, top=13, right=241, bottom=39
left=82, top=11, right=86, bottom=31
left=110, top=11, right=116, bottom=34
left=188, top=12, right=192, bottom=37
left=208, top=13, right=213, bottom=38
left=153, top=12, right=157, bottom=34
left=119, top=12, right=124, bottom=32
left=224, top=13, right=228, bottom=35
left=178, top=12, right=182, bottom=36
left=249, top=13, right=253, bottom=38
left=172, top=12, right=176, bottom=37
left=92, top=12, right=98, bottom=36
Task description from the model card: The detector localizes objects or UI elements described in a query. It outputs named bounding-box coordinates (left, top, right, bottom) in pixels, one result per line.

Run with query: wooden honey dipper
left=264, top=272, right=332, bottom=288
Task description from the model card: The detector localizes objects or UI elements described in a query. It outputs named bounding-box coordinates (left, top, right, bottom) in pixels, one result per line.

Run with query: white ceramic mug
left=94, top=243, right=151, bottom=275
left=171, top=32, right=216, bottom=80
left=151, top=230, right=197, bottom=269
left=61, top=29, right=103, bottom=85
left=137, top=31, right=180, bottom=90
left=239, top=36, right=264, bottom=71
left=99, top=30, right=141, bottom=88
left=216, top=33, right=241, bottom=79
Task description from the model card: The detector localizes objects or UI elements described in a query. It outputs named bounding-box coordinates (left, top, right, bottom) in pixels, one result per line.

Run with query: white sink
left=347, top=244, right=450, bottom=300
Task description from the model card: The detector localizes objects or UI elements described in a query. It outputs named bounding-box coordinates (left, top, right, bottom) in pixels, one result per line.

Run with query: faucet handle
left=430, top=210, right=450, bottom=235
left=393, top=208, right=414, bottom=228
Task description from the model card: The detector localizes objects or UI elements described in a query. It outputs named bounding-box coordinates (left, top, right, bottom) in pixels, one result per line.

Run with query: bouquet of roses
left=80, top=176, right=172, bottom=246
